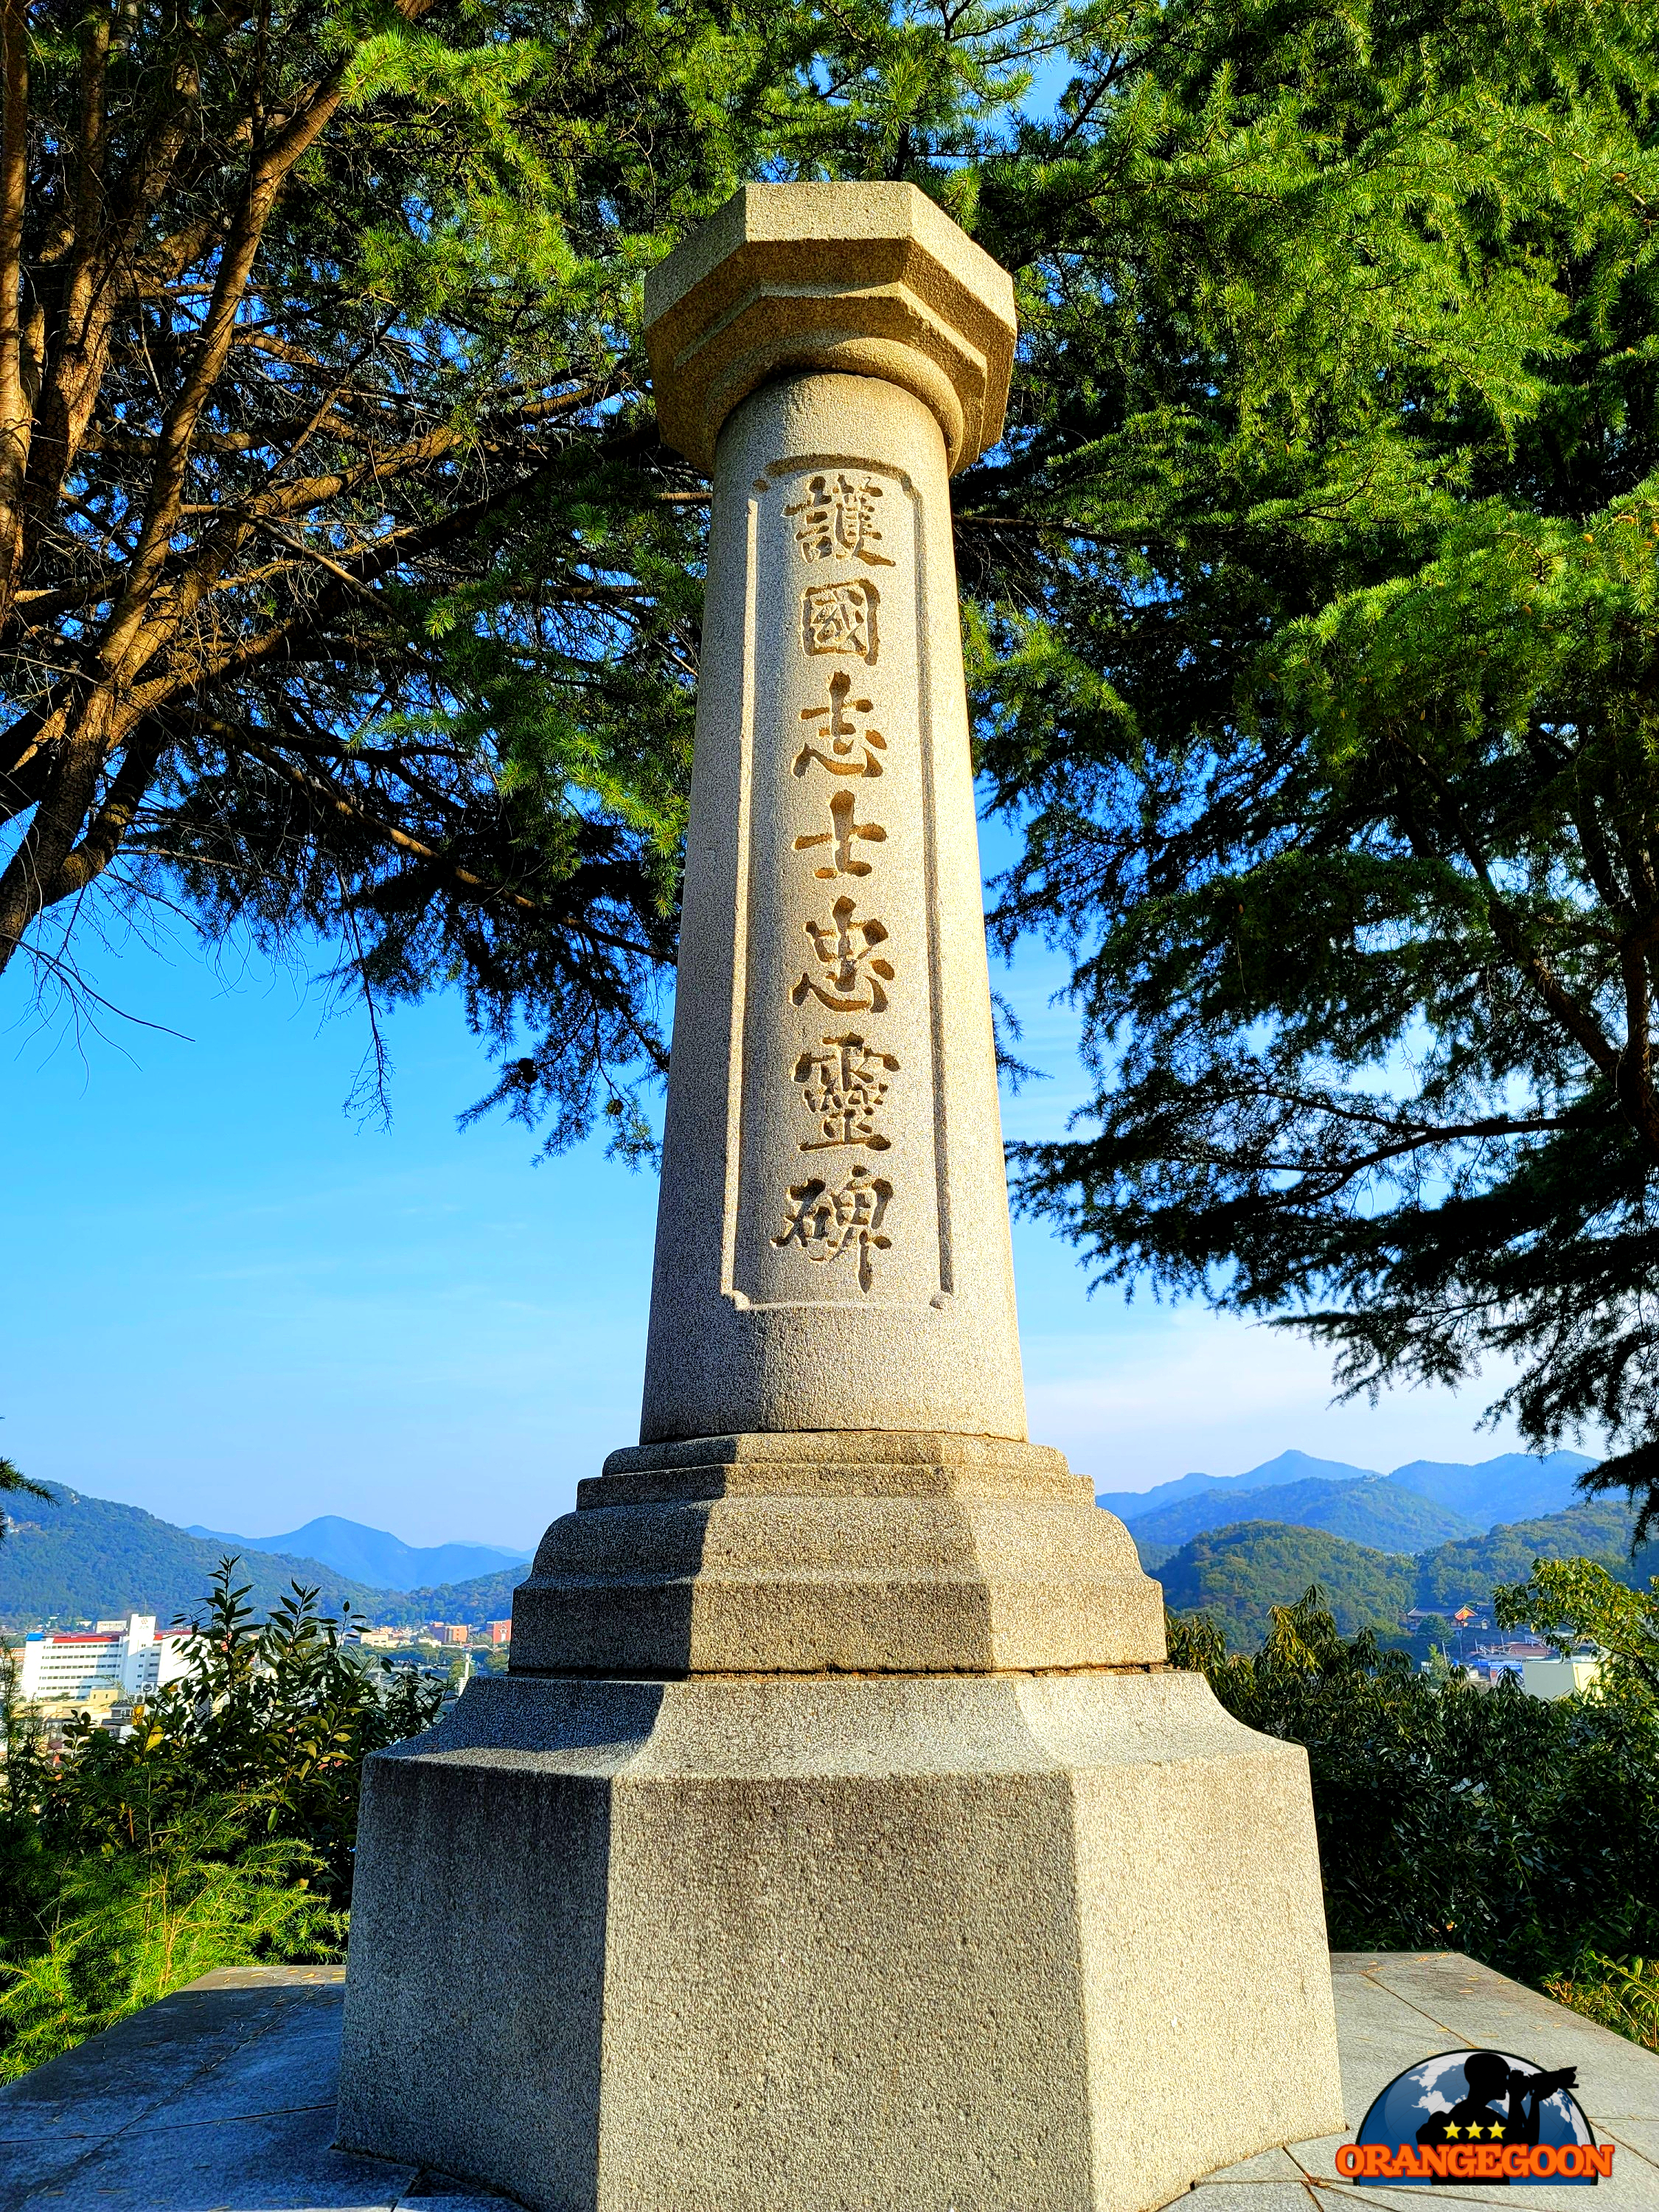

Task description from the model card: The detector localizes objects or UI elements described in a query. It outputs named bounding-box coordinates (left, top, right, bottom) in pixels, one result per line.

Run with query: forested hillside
left=1414, top=1505, right=1648, bottom=1613
left=1155, top=1502, right=1653, bottom=1646
left=368, top=1570, right=526, bottom=1628
left=1129, top=1475, right=1475, bottom=1567
left=0, top=1485, right=526, bottom=1632
left=1155, top=1525, right=1417, bottom=1642
left=0, top=1486, right=378, bottom=1626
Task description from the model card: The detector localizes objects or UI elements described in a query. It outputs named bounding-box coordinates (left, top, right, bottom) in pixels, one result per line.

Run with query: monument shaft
left=336, top=184, right=1346, bottom=2212
left=641, top=370, right=1023, bottom=1441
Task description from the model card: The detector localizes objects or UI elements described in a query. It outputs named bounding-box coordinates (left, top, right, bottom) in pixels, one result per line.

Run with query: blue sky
left=0, top=813, right=1540, bottom=1550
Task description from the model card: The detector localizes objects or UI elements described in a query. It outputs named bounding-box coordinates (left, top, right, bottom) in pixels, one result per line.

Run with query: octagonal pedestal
left=335, top=1667, right=1343, bottom=2212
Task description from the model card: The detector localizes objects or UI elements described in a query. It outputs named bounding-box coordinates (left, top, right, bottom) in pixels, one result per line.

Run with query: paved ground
left=0, top=1951, right=1653, bottom=2211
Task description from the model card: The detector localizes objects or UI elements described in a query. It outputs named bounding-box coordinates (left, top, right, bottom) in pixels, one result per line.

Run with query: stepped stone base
left=335, top=1663, right=1345, bottom=2212
left=510, top=1430, right=1166, bottom=1674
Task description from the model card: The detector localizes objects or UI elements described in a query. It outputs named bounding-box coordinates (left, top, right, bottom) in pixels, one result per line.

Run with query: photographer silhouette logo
left=1338, top=2049, right=1613, bottom=2185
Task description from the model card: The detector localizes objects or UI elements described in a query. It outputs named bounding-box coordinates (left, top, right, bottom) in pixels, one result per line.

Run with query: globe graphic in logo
left=1356, top=2049, right=1600, bottom=2185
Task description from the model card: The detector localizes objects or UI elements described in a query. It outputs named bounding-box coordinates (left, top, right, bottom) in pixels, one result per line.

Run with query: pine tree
left=967, top=0, right=1659, bottom=1533
left=0, top=0, right=1037, bottom=1148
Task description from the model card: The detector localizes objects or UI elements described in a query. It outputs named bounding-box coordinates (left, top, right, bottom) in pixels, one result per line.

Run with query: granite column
left=335, top=184, right=1346, bottom=2212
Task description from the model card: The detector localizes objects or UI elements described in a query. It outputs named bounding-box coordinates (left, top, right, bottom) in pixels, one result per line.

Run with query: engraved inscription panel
left=730, top=457, right=942, bottom=1307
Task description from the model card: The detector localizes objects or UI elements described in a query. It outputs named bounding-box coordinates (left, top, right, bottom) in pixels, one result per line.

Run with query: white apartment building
left=14, top=1615, right=192, bottom=1704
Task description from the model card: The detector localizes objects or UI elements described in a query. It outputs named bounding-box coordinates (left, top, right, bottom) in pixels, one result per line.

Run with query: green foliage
left=1495, top=1557, right=1659, bottom=1703
left=969, top=0, right=1659, bottom=1536
left=0, top=1826, right=333, bottom=2081
left=1, top=0, right=1051, bottom=1150
left=12, top=0, right=1659, bottom=1534
left=1170, top=1587, right=1659, bottom=1994
left=0, top=1458, right=49, bottom=1517
left=1545, top=1953, right=1659, bottom=2051
left=0, top=1566, right=441, bottom=2081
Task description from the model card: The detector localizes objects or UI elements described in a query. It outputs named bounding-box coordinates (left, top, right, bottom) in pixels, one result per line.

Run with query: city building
left=487, top=1620, right=511, bottom=1646
left=13, top=1615, right=190, bottom=1705
left=1455, top=1635, right=1609, bottom=1697
left=1521, top=1650, right=1604, bottom=1700
left=443, top=1624, right=470, bottom=1646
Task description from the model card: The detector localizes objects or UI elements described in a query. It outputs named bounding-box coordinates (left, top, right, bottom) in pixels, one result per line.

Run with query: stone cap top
left=643, top=181, right=1017, bottom=475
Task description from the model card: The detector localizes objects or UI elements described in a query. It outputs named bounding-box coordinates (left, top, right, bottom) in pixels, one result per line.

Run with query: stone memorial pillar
left=336, top=184, right=1345, bottom=2212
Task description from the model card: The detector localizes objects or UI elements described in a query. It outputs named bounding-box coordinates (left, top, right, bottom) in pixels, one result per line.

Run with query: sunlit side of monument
left=335, top=183, right=1345, bottom=2212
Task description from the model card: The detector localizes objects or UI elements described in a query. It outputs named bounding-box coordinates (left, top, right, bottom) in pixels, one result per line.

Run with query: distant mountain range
left=0, top=1447, right=1620, bottom=1650
left=1099, top=1448, right=1596, bottom=1565
left=1155, top=1500, right=1651, bottom=1649
left=0, top=1486, right=531, bottom=1632
left=184, top=1514, right=530, bottom=1591
left=2, top=1486, right=377, bottom=1625
left=1124, top=1475, right=1472, bottom=1566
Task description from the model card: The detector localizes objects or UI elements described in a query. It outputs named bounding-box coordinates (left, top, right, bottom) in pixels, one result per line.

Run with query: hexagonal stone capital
left=643, top=182, right=1016, bottom=475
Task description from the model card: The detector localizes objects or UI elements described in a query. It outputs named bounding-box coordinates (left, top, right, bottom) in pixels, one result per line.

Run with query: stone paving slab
left=1186, top=1954, right=1659, bottom=2212
left=0, top=1968, right=478, bottom=2212
left=0, top=1952, right=1653, bottom=2211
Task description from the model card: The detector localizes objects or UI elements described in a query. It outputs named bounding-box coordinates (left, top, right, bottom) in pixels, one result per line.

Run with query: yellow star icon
left=1444, top=2124, right=1463, bottom=2140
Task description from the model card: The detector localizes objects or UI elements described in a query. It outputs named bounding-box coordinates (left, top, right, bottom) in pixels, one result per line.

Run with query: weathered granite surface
left=3, top=1953, right=1655, bottom=2211
left=642, top=178, right=1015, bottom=476
left=508, top=1431, right=1167, bottom=1672
left=637, top=338, right=1029, bottom=1445
left=336, top=1668, right=1340, bottom=2211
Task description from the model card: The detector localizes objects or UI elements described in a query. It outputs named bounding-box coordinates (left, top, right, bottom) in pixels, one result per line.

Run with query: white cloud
left=1019, top=1305, right=1537, bottom=1492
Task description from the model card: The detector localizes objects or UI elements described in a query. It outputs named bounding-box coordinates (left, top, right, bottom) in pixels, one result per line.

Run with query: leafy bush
left=1543, top=1955, right=1659, bottom=2053
left=0, top=1566, right=441, bottom=2081
left=1169, top=1585, right=1659, bottom=2004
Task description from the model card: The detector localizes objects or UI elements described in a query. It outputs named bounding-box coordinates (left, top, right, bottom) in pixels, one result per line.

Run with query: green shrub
left=1169, top=1586, right=1659, bottom=2000
left=1544, top=1955, right=1659, bottom=2052
left=0, top=1565, right=441, bottom=2080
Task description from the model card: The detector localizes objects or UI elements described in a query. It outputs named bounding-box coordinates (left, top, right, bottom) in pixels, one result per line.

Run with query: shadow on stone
left=338, top=1683, right=666, bottom=2206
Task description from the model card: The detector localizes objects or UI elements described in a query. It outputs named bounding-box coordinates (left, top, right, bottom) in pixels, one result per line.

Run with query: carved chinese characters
left=773, top=1163, right=893, bottom=1293
left=782, top=473, right=898, bottom=1284
left=785, top=473, right=894, bottom=566
left=801, top=580, right=878, bottom=661
left=794, top=790, right=885, bottom=878
left=727, top=454, right=942, bottom=1310
left=794, top=671, right=886, bottom=778
left=794, top=897, right=893, bottom=1014
left=793, top=1034, right=898, bottom=1150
